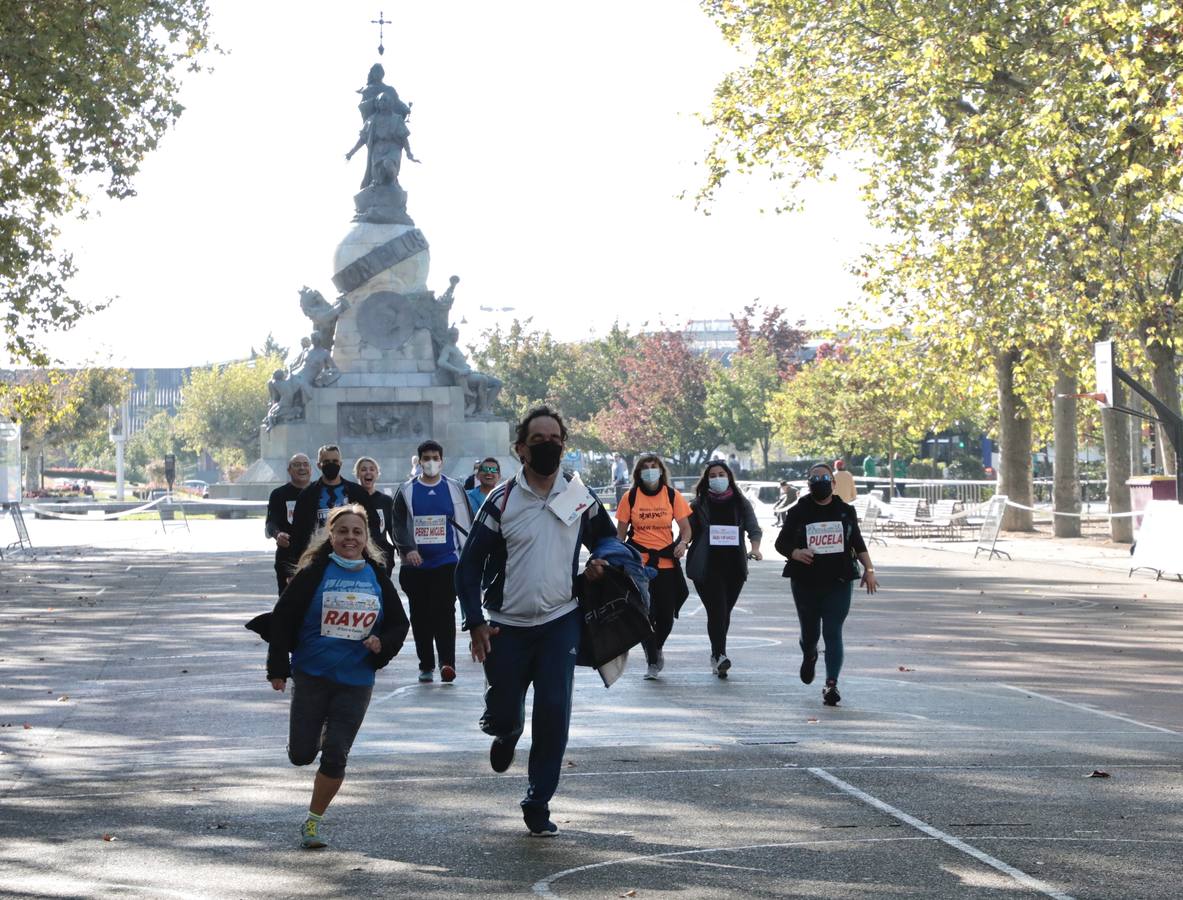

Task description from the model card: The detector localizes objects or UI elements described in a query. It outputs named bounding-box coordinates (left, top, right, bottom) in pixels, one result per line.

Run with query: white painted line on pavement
left=533, top=837, right=936, bottom=897
left=996, top=683, right=1179, bottom=735
left=808, top=767, right=1076, bottom=900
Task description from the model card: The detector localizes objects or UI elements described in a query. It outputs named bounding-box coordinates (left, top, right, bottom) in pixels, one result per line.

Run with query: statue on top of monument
left=298, top=287, right=348, bottom=351
left=346, top=92, right=419, bottom=190
left=436, top=325, right=502, bottom=418
left=357, top=63, right=410, bottom=122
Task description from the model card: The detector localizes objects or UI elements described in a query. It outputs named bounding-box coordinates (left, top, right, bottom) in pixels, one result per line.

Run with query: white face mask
left=421, top=460, right=442, bottom=477
left=708, top=476, right=730, bottom=493
left=639, top=468, right=662, bottom=486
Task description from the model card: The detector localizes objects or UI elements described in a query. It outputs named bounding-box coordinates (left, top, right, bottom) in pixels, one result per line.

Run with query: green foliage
left=174, top=357, right=278, bottom=468
left=0, top=1, right=214, bottom=365
left=593, top=330, right=723, bottom=469
left=701, top=0, right=1183, bottom=484
left=0, top=367, right=131, bottom=452
left=252, top=333, right=289, bottom=361
left=705, top=338, right=783, bottom=471
left=469, top=319, right=570, bottom=423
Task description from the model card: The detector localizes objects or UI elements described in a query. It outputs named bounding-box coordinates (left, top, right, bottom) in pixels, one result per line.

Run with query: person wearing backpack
left=684, top=460, right=763, bottom=678
left=615, top=454, right=691, bottom=680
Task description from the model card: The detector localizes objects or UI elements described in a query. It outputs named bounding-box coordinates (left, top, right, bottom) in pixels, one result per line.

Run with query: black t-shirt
left=775, top=496, right=866, bottom=584
left=367, top=490, right=395, bottom=550
left=266, top=482, right=303, bottom=562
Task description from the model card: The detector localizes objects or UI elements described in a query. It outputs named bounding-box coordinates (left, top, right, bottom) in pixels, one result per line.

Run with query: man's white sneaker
left=644, top=663, right=660, bottom=680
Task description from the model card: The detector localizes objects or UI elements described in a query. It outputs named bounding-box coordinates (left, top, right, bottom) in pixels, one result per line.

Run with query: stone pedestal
left=213, top=219, right=513, bottom=501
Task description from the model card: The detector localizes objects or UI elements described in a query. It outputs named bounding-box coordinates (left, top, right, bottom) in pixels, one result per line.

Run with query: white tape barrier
left=25, top=494, right=266, bottom=522
left=1001, top=499, right=1141, bottom=519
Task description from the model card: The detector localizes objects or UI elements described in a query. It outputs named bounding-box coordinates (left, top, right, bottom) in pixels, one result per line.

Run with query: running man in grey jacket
left=455, top=406, right=614, bottom=837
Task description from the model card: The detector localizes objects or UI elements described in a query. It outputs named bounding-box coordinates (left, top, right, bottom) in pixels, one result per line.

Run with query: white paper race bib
left=285, top=500, right=296, bottom=525
left=413, top=515, right=447, bottom=544
left=547, top=473, right=596, bottom=527
left=709, top=525, right=740, bottom=546
left=376, top=509, right=385, bottom=532
left=320, top=591, right=380, bottom=640
left=805, top=521, right=845, bottom=554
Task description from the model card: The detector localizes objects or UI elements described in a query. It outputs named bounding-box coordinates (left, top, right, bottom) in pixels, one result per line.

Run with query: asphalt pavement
left=1, top=526, right=1180, bottom=899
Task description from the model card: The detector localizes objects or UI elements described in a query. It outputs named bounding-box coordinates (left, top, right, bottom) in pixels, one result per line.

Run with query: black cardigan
left=263, top=554, right=409, bottom=681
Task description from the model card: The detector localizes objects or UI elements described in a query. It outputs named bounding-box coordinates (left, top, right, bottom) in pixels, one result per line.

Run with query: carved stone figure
left=291, top=334, right=341, bottom=389
left=263, top=370, right=309, bottom=431
left=436, top=326, right=502, bottom=417
left=299, top=287, right=348, bottom=351
left=346, top=93, right=418, bottom=190
left=357, top=63, right=410, bottom=122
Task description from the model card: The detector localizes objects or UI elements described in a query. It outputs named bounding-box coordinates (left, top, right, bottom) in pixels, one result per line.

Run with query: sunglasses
left=808, top=474, right=833, bottom=484
left=478, top=465, right=500, bottom=474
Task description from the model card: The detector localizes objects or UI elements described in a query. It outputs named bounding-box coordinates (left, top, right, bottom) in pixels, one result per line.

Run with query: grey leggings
left=288, top=670, right=373, bottom=778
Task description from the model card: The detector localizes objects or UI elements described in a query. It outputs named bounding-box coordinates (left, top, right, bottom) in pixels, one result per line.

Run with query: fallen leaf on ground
left=565, top=761, right=577, bottom=768
left=1085, top=770, right=1111, bottom=778
left=22, top=723, right=31, bottom=730
left=807, top=717, right=819, bottom=724
left=56, top=695, right=68, bottom=702
left=898, top=666, right=914, bottom=672
left=101, top=833, right=117, bottom=841
left=620, top=891, right=637, bottom=898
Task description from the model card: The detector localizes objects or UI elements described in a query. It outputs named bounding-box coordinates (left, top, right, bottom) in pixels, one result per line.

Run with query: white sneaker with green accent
left=300, top=817, right=327, bottom=849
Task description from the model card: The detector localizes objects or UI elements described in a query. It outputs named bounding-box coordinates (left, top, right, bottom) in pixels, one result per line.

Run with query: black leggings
left=692, top=570, right=745, bottom=658
left=643, top=567, right=684, bottom=663
left=288, top=670, right=373, bottom=778
left=399, top=562, right=457, bottom=671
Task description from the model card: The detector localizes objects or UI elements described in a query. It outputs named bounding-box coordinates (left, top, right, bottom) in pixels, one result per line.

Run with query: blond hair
left=296, top=503, right=386, bottom=571
left=353, top=456, right=381, bottom=480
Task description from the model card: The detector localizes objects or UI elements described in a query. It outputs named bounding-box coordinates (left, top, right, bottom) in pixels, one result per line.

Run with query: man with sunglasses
left=774, top=462, right=879, bottom=706
left=467, top=457, right=501, bottom=516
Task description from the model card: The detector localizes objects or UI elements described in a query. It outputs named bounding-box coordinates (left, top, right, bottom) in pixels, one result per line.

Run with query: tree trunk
left=1128, top=393, right=1143, bottom=476
left=995, top=351, right=1034, bottom=531
left=1146, top=338, right=1180, bottom=477
left=1101, top=377, right=1134, bottom=543
left=23, top=442, right=43, bottom=494
left=1053, top=366, right=1081, bottom=537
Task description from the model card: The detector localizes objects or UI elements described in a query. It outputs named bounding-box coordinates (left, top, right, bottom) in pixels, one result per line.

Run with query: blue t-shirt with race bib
left=291, top=560, right=384, bottom=686
left=412, top=479, right=457, bottom=569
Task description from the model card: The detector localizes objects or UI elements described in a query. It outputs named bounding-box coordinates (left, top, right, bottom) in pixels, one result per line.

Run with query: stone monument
left=221, top=60, right=511, bottom=496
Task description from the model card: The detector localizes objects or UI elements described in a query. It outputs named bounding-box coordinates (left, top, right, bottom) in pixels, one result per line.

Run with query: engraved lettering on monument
left=338, top=402, right=433, bottom=441
left=332, top=228, right=430, bottom=294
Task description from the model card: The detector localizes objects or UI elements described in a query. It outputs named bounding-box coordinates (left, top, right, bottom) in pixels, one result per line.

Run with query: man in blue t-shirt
left=391, top=439, right=474, bottom=683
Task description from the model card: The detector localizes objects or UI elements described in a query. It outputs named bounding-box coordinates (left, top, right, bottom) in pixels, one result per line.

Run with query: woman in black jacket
left=774, top=463, right=878, bottom=707
left=685, top=460, right=762, bottom=678
left=266, top=503, right=409, bottom=849
left=354, top=456, right=396, bottom=571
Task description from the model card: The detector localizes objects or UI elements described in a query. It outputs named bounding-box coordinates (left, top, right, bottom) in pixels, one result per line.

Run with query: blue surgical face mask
left=708, top=476, right=730, bottom=494
left=640, top=468, right=662, bottom=486
left=329, top=552, right=365, bottom=571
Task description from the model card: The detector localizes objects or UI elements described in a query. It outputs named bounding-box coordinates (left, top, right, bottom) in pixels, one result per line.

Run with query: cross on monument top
left=371, top=10, right=390, bottom=56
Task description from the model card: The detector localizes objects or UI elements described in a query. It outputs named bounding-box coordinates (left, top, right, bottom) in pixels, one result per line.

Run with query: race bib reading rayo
left=413, top=515, right=447, bottom=544
left=805, top=521, right=844, bottom=554
left=320, top=591, right=380, bottom=640
left=709, top=525, right=740, bottom=546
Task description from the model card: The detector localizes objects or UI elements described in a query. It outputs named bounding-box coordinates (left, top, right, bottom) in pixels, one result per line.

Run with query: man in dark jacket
left=289, top=444, right=375, bottom=560
left=266, top=453, right=312, bottom=595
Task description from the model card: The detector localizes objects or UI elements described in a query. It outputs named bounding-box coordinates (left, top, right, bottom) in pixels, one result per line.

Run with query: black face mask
left=320, top=461, right=342, bottom=480
left=527, top=441, right=563, bottom=476
left=808, top=479, right=833, bottom=501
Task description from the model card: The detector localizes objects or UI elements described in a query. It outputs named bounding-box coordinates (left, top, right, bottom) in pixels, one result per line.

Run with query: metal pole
left=115, top=439, right=125, bottom=501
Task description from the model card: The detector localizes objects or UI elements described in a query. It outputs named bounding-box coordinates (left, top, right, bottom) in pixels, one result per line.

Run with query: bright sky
left=45, top=0, right=878, bottom=368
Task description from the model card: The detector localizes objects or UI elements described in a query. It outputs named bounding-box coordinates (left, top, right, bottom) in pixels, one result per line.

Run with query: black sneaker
left=800, top=649, right=818, bottom=685
left=490, top=734, right=519, bottom=773
left=523, top=806, right=558, bottom=838
left=822, top=680, right=841, bottom=706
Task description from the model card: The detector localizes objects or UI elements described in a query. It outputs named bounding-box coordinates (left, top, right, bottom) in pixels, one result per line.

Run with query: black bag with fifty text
left=575, top=565, right=654, bottom=668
